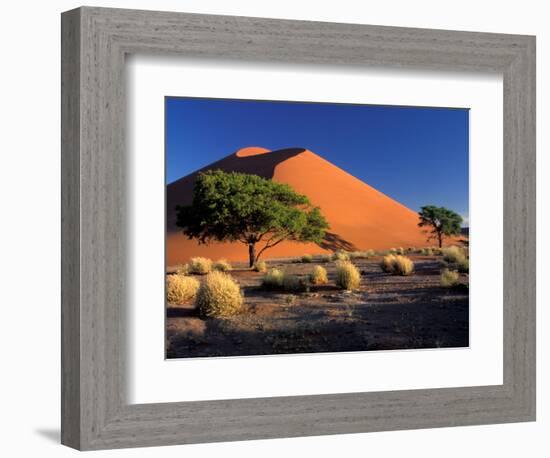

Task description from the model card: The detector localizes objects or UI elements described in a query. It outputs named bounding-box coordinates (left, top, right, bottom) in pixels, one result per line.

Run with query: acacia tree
left=176, top=170, right=329, bottom=267
left=417, top=205, right=463, bottom=248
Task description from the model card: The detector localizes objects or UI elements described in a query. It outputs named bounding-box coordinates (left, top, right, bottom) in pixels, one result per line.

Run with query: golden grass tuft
left=261, top=268, right=284, bottom=289
left=253, top=260, right=267, bottom=273
left=188, top=257, right=213, bottom=274
left=166, top=274, right=200, bottom=304
left=335, top=261, right=361, bottom=291
left=174, top=263, right=190, bottom=275
left=440, top=269, right=460, bottom=287
left=332, top=250, right=350, bottom=262
left=380, top=254, right=397, bottom=273
left=282, top=273, right=310, bottom=292
left=195, top=271, right=243, bottom=317
left=213, top=259, right=232, bottom=272
left=301, top=254, right=313, bottom=263
left=442, top=246, right=466, bottom=263
left=380, top=254, right=414, bottom=276
left=309, top=265, right=328, bottom=285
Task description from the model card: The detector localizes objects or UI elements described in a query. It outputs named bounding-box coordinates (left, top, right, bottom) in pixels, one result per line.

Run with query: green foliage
left=195, top=271, right=243, bottom=317
left=335, top=261, right=361, bottom=290
left=418, top=205, right=463, bottom=248
left=309, top=265, right=328, bottom=285
left=176, top=170, right=329, bottom=266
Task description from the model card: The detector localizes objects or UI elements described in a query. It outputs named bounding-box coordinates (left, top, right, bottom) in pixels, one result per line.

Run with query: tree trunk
left=437, top=232, right=443, bottom=248
left=248, top=243, right=256, bottom=268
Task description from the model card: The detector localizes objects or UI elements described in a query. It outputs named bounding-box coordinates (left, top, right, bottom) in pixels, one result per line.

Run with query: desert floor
left=166, top=255, right=469, bottom=359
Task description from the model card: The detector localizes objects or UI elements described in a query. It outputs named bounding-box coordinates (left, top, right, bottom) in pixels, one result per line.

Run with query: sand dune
left=166, top=147, right=438, bottom=265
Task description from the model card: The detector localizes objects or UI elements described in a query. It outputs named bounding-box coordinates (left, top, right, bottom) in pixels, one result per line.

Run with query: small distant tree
left=418, top=205, right=463, bottom=248
left=176, top=170, right=329, bottom=267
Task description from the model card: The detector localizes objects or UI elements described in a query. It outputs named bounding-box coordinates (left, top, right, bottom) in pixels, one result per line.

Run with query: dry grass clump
left=213, top=259, right=232, bottom=272
left=380, top=254, right=414, bottom=276
left=319, top=254, right=332, bottom=263
left=282, top=273, right=310, bottom=292
left=457, top=257, right=469, bottom=273
left=195, top=271, right=243, bottom=318
left=332, top=250, right=350, bottom=262
left=174, top=263, right=190, bottom=275
left=261, top=268, right=284, bottom=289
left=166, top=274, right=200, bottom=305
left=349, top=250, right=374, bottom=259
left=188, top=257, right=213, bottom=274
left=380, top=254, right=397, bottom=273
left=420, top=247, right=434, bottom=256
left=253, top=260, right=267, bottom=272
left=392, top=255, right=414, bottom=276
left=440, top=269, right=460, bottom=288
left=442, top=246, right=466, bottom=263
left=309, top=265, right=328, bottom=285
left=335, top=261, right=361, bottom=291
left=301, top=254, right=313, bottom=263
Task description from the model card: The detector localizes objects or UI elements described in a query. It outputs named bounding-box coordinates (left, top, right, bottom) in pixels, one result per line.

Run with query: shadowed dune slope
left=166, top=147, right=433, bottom=264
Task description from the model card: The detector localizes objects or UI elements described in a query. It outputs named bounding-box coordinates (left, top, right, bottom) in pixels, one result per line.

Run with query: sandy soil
left=166, top=255, right=469, bottom=359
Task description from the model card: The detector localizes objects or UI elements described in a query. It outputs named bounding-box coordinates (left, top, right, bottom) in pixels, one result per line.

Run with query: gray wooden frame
left=61, top=6, right=536, bottom=451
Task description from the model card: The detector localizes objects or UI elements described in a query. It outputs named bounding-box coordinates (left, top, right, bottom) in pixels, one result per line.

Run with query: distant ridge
left=166, top=147, right=434, bottom=264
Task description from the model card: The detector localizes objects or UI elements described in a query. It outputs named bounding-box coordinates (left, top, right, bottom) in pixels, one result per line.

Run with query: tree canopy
left=417, top=205, right=463, bottom=247
left=176, top=170, right=329, bottom=266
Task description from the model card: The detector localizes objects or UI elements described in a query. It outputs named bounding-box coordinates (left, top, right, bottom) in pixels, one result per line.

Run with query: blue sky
left=166, top=97, right=469, bottom=223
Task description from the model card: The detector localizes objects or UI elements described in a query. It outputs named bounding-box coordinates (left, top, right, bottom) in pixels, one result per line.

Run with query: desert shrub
left=174, top=263, right=190, bottom=275
left=253, top=260, right=267, bottom=272
left=388, top=248, right=397, bottom=254
left=457, top=257, right=469, bottom=273
left=195, top=271, right=243, bottom=317
left=335, top=261, right=361, bottom=291
left=349, top=250, right=373, bottom=259
left=442, top=246, right=465, bottom=263
left=213, top=259, right=232, bottom=272
left=396, top=247, right=405, bottom=255
left=284, top=294, right=297, bottom=306
left=319, top=254, right=332, bottom=263
left=332, top=250, right=350, bottom=261
left=282, top=273, right=310, bottom=292
left=380, top=254, right=397, bottom=273
left=420, top=247, right=434, bottom=256
left=392, top=255, right=414, bottom=276
left=166, top=274, right=200, bottom=304
left=301, top=254, right=313, bottom=263
left=309, top=265, right=328, bottom=285
left=440, top=269, right=460, bottom=288
left=262, top=268, right=284, bottom=289
left=188, top=257, right=213, bottom=274
left=380, top=254, right=414, bottom=275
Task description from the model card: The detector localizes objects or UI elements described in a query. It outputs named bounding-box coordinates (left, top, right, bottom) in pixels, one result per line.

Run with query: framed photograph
left=61, top=6, right=535, bottom=450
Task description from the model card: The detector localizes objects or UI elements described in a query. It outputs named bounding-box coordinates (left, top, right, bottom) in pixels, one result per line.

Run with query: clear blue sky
left=166, top=97, right=469, bottom=223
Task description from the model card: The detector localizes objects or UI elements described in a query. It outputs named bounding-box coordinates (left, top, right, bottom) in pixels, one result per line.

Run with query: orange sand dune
left=167, top=147, right=438, bottom=265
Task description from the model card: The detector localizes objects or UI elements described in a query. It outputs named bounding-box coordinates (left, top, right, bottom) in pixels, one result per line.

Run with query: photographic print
left=165, top=97, right=469, bottom=359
